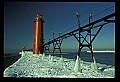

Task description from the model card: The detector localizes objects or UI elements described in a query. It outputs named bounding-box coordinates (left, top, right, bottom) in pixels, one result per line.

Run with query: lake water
left=4, top=53, right=21, bottom=70
left=47, top=51, right=115, bottom=66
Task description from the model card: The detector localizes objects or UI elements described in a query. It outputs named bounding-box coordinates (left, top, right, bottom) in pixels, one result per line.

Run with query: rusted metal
left=33, top=13, right=44, bottom=54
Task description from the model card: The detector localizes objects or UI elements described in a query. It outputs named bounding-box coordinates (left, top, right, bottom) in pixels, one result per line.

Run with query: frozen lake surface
left=4, top=51, right=115, bottom=78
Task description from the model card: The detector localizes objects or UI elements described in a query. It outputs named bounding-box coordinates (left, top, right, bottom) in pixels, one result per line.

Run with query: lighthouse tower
left=33, top=13, right=44, bottom=54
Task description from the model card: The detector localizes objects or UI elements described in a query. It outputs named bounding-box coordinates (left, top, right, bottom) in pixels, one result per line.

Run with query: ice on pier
left=4, top=51, right=115, bottom=78
left=48, top=54, right=51, bottom=60
left=91, top=56, right=99, bottom=72
left=42, top=52, right=45, bottom=59
left=50, top=55, right=53, bottom=62
left=59, top=55, right=64, bottom=63
left=74, top=55, right=81, bottom=73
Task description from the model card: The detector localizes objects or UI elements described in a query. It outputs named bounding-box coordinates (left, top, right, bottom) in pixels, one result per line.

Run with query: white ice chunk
left=42, top=52, right=45, bottom=59
left=48, top=54, right=51, bottom=60
left=74, top=55, right=81, bottom=73
left=50, top=56, right=53, bottom=62
left=91, top=56, right=99, bottom=72
left=59, top=55, right=64, bottom=62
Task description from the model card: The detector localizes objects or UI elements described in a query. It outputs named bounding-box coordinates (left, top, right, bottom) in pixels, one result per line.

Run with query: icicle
left=91, top=62, right=94, bottom=70
left=50, top=56, right=53, bottom=62
left=59, top=55, right=64, bottom=62
left=93, top=56, right=98, bottom=71
left=48, top=54, right=51, bottom=60
left=74, top=55, right=81, bottom=72
left=22, top=51, right=25, bottom=56
left=42, top=53, right=45, bottom=59
left=91, top=56, right=99, bottom=72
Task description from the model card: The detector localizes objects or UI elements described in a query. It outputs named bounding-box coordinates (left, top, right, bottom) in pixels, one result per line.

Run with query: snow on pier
left=4, top=51, right=115, bottom=78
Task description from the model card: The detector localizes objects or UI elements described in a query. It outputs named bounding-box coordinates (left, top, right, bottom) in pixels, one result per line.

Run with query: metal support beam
left=44, top=39, right=50, bottom=54
left=80, top=33, right=90, bottom=44
left=91, top=25, right=103, bottom=43
left=53, top=38, right=63, bottom=55
left=73, top=34, right=79, bottom=43
left=76, top=12, right=81, bottom=57
left=52, top=31, right=55, bottom=55
left=41, top=12, right=115, bottom=62
left=44, top=13, right=115, bottom=46
left=52, top=32, right=63, bottom=55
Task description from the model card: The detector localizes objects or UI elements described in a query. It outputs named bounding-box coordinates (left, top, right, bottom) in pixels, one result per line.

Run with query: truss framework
left=43, top=13, right=115, bottom=61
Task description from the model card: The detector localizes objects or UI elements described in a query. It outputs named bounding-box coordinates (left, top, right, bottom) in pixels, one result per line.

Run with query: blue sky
left=4, top=2, right=115, bottom=53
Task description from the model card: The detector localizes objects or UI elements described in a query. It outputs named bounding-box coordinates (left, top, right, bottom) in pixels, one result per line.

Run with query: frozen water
left=3, top=51, right=115, bottom=78
left=74, top=55, right=81, bottom=72
left=42, top=52, right=45, bottom=59
left=59, top=55, right=64, bottom=63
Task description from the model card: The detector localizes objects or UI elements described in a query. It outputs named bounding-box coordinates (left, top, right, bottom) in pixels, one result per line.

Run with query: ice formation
left=48, top=54, right=51, bottom=60
left=42, top=52, right=45, bottom=59
left=59, top=55, right=64, bottom=62
left=50, top=55, right=53, bottom=62
left=93, top=56, right=99, bottom=71
left=4, top=51, right=115, bottom=78
left=74, top=55, right=81, bottom=72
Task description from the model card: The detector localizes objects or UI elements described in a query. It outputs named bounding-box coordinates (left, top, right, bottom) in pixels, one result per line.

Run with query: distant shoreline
left=87, top=50, right=115, bottom=53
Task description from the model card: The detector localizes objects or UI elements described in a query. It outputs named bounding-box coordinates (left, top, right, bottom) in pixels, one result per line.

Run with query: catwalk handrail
left=44, top=12, right=115, bottom=46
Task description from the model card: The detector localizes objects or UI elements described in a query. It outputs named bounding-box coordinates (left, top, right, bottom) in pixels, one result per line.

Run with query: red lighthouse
left=33, top=13, right=44, bottom=54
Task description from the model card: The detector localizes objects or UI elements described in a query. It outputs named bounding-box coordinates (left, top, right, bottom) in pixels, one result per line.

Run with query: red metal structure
left=33, top=13, right=44, bottom=54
